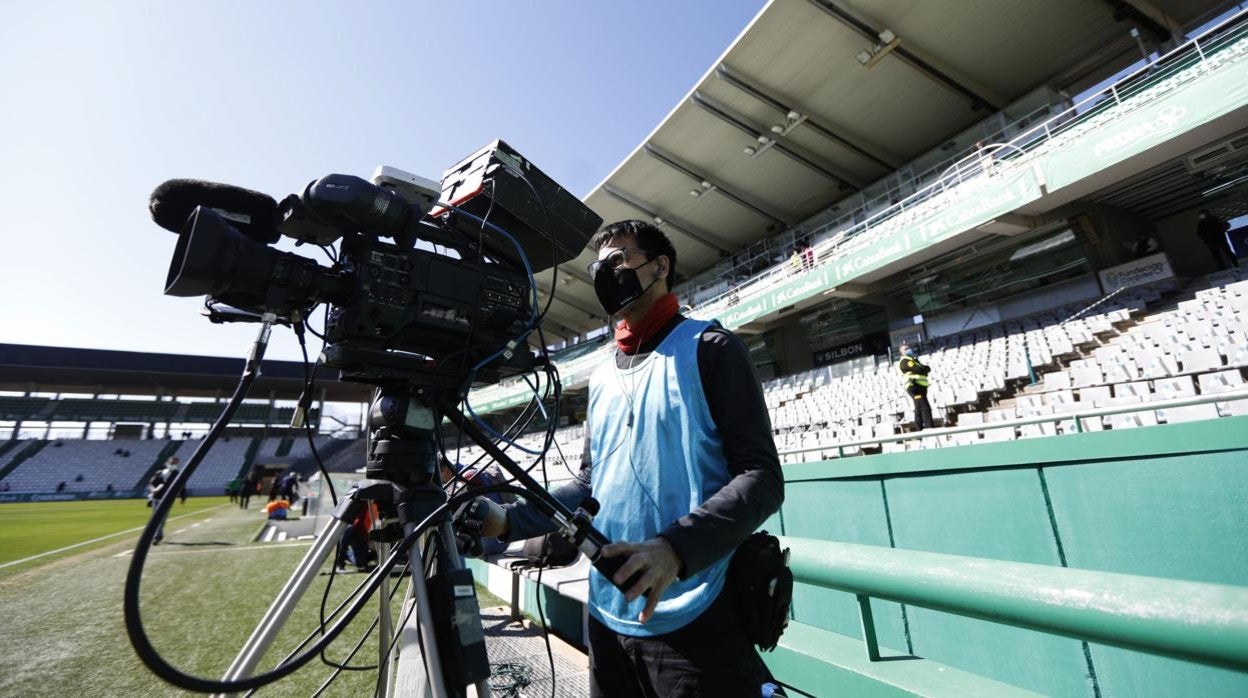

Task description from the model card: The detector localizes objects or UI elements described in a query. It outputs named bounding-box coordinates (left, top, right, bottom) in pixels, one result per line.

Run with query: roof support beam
left=641, top=144, right=793, bottom=227
left=533, top=281, right=605, bottom=321
left=691, top=91, right=863, bottom=191
left=530, top=318, right=584, bottom=347
left=1101, top=0, right=1178, bottom=43
left=808, top=0, right=997, bottom=111
left=602, top=185, right=737, bottom=255
left=545, top=264, right=594, bottom=289
left=714, top=64, right=899, bottom=171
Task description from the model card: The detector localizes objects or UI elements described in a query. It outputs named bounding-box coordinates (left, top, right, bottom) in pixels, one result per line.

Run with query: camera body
left=159, top=140, right=601, bottom=389
left=322, top=233, right=533, bottom=385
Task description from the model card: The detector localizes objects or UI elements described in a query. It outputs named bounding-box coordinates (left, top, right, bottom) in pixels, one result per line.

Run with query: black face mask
left=593, top=258, right=660, bottom=315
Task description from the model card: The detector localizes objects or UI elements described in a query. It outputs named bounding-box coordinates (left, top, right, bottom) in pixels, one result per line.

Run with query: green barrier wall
left=779, top=416, right=1248, bottom=696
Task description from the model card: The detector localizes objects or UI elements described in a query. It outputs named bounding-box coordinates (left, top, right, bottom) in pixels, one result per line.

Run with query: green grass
left=0, top=497, right=228, bottom=567
left=0, top=500, right=411, bottom=696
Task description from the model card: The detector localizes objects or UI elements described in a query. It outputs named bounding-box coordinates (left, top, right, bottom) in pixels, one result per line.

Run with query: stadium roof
left=0, top=343, right=373, bottom=402
left=532, top=0, right=1227, bottom=340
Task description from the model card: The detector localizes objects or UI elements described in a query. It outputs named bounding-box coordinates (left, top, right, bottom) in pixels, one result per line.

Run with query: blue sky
left=0, top=1, right=764, bottom=361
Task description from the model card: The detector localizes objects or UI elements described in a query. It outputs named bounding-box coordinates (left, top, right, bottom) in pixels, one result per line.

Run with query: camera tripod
left=219, top=482, right=477, bottom=696
left=126, top=317, right=626, bottom=697
left=217, top=378, right=633, bottom=697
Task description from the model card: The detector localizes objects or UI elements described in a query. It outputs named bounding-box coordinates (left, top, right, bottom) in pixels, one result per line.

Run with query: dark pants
left=337, top=527, right=369, bottom=570
left=907, top=383, right=933, bottom=430
left=1205, top=239, right=1240, bottom=270
left=587, top=588, right=775, bottom=698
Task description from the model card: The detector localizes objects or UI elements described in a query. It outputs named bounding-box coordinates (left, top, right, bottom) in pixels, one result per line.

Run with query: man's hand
left=451, top=497, right=508, bottom=558
left=478, top=497, right=508, bottom=538
left=600, top=537, right=682, bottom=623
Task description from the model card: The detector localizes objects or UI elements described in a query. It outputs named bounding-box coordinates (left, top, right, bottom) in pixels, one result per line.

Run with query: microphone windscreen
left=150, top=179, right=279, bottom=243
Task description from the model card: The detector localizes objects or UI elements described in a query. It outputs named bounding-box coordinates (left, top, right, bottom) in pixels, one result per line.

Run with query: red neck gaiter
left=615, top=293, right=679, bottom=354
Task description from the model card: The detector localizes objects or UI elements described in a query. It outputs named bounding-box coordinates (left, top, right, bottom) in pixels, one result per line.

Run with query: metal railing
left=779, top=537, right=1248, bottom=672
left=778, top=388, right=1248, bottom=459
left=688, top=8, right=1248, bottom=319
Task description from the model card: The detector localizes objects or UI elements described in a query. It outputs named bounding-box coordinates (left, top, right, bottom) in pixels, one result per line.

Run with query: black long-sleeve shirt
left=504, top=314, right=784, bottom=579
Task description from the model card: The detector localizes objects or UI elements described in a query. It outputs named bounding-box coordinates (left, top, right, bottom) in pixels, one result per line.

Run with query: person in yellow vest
left=898, top=343, right=933, bottom=430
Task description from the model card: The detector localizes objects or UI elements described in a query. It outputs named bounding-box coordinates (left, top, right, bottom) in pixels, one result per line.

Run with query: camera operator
left=470, top=220, right=785, bottom=696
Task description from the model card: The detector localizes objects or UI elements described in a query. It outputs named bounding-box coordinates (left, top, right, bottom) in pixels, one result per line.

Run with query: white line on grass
left=117, top=541, right=312, bottom=557
left=163, top=541, right=311, bottom=555
left=0, top=504, right=230, bottom=570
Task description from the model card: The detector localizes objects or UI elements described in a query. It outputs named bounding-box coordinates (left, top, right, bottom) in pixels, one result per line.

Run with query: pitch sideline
left=0, top=503, right=230, bottom=570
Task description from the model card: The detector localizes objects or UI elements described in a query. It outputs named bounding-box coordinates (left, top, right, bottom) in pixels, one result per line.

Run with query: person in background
left=1133, top=231, right=1160, bottom=259
left=800, top=240, right=815, bottom=270
left=1197, top=209, right=1238, bottom=270
left=336, top=505, right=376, bottom=573
left=278, top=470, right=299, bottom=504
left=898, top=343, right=934, bottom=431
left=147, top=456, right=181, bottom=544
left=239, top=468, right=260, bottom=510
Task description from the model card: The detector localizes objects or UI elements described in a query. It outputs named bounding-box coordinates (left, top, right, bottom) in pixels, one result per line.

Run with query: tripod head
left=365, top=386, right=444, bottom=489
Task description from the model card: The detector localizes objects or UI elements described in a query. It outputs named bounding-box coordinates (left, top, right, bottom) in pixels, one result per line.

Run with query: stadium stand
left=183, top=437, right=254, bottom=495
left=2, top=438, right=178, bottom=494
left=5, top=4, right=1248, bottom=694
left=319, top=437, right=366, bottom=473
left=442, top=271, right=1246, bottom=467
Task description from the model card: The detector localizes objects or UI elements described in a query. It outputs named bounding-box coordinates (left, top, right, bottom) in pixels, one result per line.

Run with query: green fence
left=775, top=416, right=1248, bottom=696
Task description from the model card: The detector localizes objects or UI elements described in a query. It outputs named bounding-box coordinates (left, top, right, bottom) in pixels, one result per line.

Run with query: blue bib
left=587, top=319, right=731, bottom=636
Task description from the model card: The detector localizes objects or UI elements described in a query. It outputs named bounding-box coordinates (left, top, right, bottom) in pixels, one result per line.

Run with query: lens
left=166, top=207, right=276, bottom=298
left=587, top=249, right=628, bottom=277
left=165, top=206, right=346, bottom=313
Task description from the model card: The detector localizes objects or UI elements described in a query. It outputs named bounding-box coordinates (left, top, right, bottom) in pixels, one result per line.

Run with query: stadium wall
left=467, top=417, right=1247, bottom=694
left=777, top=416, right=1248, bottom=696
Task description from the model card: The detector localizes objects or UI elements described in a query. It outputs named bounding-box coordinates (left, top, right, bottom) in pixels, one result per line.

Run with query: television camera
left=152, top=139, right=600, bottom=387
left=127, top=141, right=635, bottom=696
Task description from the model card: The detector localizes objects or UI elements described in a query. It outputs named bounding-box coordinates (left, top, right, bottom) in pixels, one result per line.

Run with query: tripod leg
left=215, top=515, right=350, bottom=693
left=375, top=540, right=395, bottom=698
left=434, top=522, right=492, bottom=698
left=394, top=530, right=448, bottom=698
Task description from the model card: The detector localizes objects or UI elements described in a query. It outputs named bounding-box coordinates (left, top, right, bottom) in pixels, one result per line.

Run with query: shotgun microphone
left=150, top=179, right=280, bottom=243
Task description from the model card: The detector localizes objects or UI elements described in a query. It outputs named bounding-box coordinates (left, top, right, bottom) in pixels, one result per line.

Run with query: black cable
left=441, top=359, right=556, bottom=496
left=533, top=562, right=557, bottom=698
left=295, top=322, right=338, bottom=508
left=509, top=168, right=564, bottom=492
left=488, top=663, right=533, bottom=697
left=290, top=483, right=539, bottom=696
left=311, top=527, right=392, bottom=674
left=309, top=614, right=378, bottom=697
left=127, top=454, right=520, bottom=694
left=435, top=382, right=544, bottom=504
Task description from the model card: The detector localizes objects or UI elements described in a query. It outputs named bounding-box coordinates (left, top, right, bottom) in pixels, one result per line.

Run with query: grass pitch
left=0, top=498, right=409, bottom=697
left=0, top=497, right=228, bottom=569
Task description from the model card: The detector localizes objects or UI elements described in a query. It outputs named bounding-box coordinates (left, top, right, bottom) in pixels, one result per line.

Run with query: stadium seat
left=1140, top=352, right=1180, bottom=379
left=1198, top=370, right=1245, bottom=393
left=1105, top=410, right=1158, bottom=430
left=1179, top=348, right=1223, bottom=374
left=1042, top=371, right=1072, bottom=390
left=1158, top=404, right=1220, bottom=424
left=1078, top=386, right=1112, bottom=407
left=1112, top=382, right=1151, bottom=400
left=1154, top=376, right=1196, bottom=400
